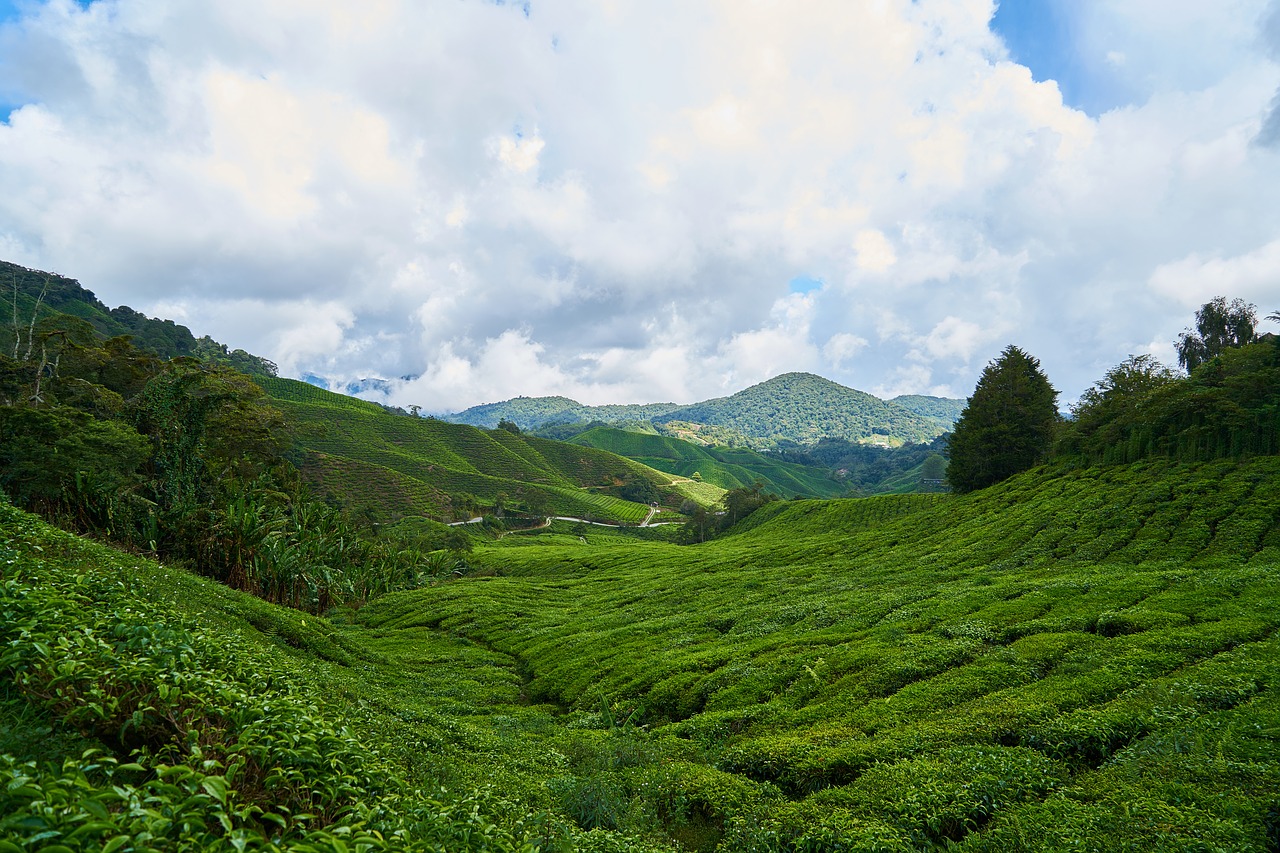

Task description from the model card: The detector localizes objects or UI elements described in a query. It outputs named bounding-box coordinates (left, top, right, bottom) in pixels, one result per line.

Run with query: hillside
left=7, top=455, right=1277, bottom=850
left=889, top=394, right=967, bottom=430
left=257, top=376, right=693, bottom=522
left=447, top=375, right=963, bottom=450
left=652, top=372, right=946, bottom=449
left=360, top=456, right=1280, bottom=850
left=570, top=426, right=846, bottom=498
left=449, top=395, right=681, bottom=430
left=1, top=259, right=275, bottom=372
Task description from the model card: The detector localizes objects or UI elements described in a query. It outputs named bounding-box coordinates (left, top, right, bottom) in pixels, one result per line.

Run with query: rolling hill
left=256, top=376, right=699, bottom=522
left=7, top=454, right=1276, bottom=850
left=447, top=373, right=960, bottom=451
left=569, top=426, right=846, bottom=498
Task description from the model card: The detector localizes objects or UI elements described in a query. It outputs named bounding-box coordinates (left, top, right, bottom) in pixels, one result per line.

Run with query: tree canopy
left=947, top=346, right=1058, bottom=493
left=1175, top=296, right=1258, bottom=371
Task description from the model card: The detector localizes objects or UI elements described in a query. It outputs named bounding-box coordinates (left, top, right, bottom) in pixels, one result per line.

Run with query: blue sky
left=989, top=0, right=1124, bottom=115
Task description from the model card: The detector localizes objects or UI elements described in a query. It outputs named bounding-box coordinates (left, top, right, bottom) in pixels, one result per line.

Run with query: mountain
left=653, top=372, right=946, bottom=448
left=569, top=426, right=847, bottom=498
left=448, top=395, right=681, bottom=430
left=449, top=373, right=963, bottom=450
left=889, top=393, right=967, bottom=429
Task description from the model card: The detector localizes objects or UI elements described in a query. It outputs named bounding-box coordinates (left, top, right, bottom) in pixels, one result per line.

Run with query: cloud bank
left=1, top=0, right=1277, bottom=411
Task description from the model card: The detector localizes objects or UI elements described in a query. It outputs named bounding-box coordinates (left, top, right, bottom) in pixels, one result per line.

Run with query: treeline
left=946, top=298, right=1280, bottom=493
left=0, top=297, right=465, bottom=613
left=777, top=434, right=949, bottom=493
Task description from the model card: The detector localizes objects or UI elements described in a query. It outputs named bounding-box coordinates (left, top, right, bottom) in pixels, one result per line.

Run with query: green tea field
left=4, top=455, right=1277, bottom=851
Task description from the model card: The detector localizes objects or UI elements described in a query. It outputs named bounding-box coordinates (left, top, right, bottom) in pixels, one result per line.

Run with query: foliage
left=947, top=346, right=1059, bottom=493
left=1175, top=296, right=1258, bottom=371
left=1057, top=339, right=1280, bottom=465
left=777, top=434, right=950, bottom=495
left=571, top=427, right=845, bottom=499
left=676, top=482, right=777, bottom=544
left=450, top=374, right=961, bottom=451
left=2, top=260, right=201, bottom=361
left=652, top=372, right=946, bottom=449
left=361, top=457, right=1280, bottom=849
left=449, top=395, right=680, bottom=431
left=0, top=505, right=551, bottom=851
left=258, top=376, right=677, bottom=524
left=887, top=394, right=968, bottom=430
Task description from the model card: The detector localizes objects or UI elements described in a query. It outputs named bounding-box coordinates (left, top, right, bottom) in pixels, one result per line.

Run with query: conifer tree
left=947, top=346, right=1058, bottom=493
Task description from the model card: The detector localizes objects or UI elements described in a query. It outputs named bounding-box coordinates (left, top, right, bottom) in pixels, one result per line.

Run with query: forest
left=1, top=264, right=1278, bottom=852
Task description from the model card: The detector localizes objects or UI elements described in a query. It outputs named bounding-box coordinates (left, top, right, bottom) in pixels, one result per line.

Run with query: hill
left=6, top=454, right=1277, bottom=850
left=447, top=375, right=963, bottom=450
left=653, top=372, right=946, bottom=449
left=1, top=259, right=276, bottom=372
left=569, top=426, right=846, bottom=498
left=449, top=395, right=680, bottom=430
left=889, top=393, right=967, bottom=430
left=256, top=376, right=695, bottom=522
left=360, top=456, right=1280, bottom=850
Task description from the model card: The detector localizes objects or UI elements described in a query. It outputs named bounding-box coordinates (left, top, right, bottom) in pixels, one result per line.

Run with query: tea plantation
left=3, top=454, right=1278, bottom=851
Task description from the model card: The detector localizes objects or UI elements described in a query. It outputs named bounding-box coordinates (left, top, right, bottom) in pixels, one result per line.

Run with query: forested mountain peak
left=653, top=371, right=947, bottom=448
left=450, top=371, right=963, bottom=449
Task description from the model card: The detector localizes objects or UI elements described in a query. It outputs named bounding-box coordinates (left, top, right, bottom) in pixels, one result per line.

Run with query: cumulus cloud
left=0, top=0, right=1278, bottom=413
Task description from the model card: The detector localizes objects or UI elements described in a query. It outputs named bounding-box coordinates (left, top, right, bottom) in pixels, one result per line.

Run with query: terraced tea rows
left=359, top=458, right=1280, bottom=850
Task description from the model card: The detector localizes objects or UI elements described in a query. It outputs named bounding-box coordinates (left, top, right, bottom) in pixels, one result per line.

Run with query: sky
left=0, top=0, right=1278, bottom=414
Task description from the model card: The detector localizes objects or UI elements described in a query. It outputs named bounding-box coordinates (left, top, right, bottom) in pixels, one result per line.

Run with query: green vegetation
left=777, top=435, right=951, bottom=496
left=947, top=346, right=1059, bottom=493
left=10, top=448, right=1276, bottom=850
left=889, top=395, right=967, bottom=432
left=3, top=260, right=275, bottom=373
left=1175, top=296, right=1261, bottom=371
left=450, top=395, right=680, bottom=430
left=257, top=376, right=689, bottom=522
left=5, top=271, right=1280, bottom=851
left=569, top=427, right=845, bottom=499
left=450, top=374, right=959, bottom=452
left=1059, top=337, right=1280, bottom=465
left=653, top=373, right=946, bottom=449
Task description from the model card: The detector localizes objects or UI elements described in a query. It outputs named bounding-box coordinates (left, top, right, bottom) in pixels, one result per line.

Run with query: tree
left=1175, top=296, right=1258, bottom=372
left=947, top=346, right=1059, bottom=493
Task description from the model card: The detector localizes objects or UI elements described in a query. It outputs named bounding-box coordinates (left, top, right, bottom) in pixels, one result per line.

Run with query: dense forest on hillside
left=449, top=394, right=681, bottom=430
left=451, top=372, right=957, bottom=450
left=653, top=372, right=945, bottom=448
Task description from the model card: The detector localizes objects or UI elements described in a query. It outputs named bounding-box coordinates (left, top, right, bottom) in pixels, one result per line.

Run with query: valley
left=1, top=262, right=1278, bottom=851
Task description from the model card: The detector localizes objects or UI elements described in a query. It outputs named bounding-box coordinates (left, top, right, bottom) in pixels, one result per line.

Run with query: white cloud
left=823, top=332, right=870, bottom=367
left=0, top=0, right=1276, bottom=411
left=1148, top=238, right=1280, bottom=308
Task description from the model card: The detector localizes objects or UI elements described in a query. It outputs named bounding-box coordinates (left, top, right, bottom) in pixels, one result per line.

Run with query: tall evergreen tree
left=947, top=346, right=1058, bottom=493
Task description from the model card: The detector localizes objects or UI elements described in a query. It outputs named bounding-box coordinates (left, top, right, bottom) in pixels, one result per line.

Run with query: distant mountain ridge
left=447, top=372, right=962, bottom=449
left=448, top=395, right=682, bottom=430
